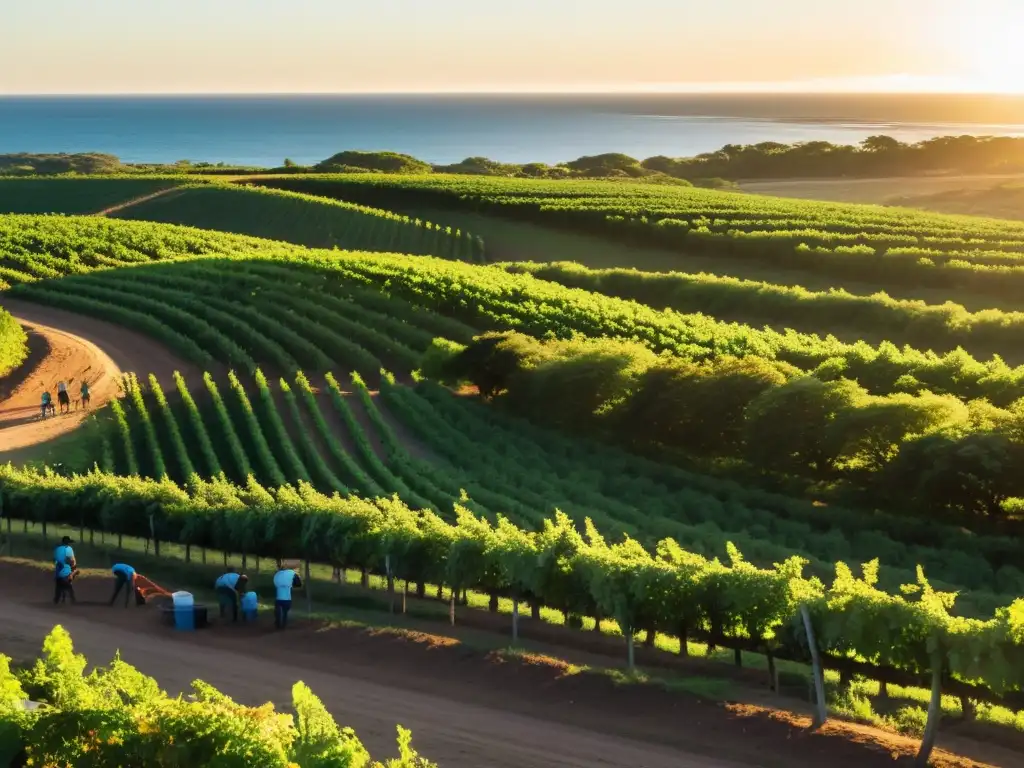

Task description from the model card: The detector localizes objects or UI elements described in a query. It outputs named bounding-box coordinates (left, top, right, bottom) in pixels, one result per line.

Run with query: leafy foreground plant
left=0, top=626, right=435, bottom=768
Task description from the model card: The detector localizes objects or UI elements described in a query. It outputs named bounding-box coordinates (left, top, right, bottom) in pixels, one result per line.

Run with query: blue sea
left=3, top=94, right=1024, bottom=167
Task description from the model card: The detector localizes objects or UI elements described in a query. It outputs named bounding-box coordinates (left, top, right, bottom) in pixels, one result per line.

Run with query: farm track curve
left=0, top=299, right=203, bottom=456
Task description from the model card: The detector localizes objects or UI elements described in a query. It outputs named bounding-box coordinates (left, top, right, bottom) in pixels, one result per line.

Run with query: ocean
left=2, top=93, right=1024, bottom=168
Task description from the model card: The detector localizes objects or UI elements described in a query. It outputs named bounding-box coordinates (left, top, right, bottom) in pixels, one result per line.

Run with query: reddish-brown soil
left=0, top=563, right=1008, bottom=768
left=0, top=300, right=200, bottom=456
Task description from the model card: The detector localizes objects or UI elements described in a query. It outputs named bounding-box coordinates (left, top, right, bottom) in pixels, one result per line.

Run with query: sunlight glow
left=954, top=1, right=1024, bottom=93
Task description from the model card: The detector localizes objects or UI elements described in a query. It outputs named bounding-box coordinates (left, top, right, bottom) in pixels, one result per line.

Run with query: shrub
left=316, top=151, right=432, bottom=174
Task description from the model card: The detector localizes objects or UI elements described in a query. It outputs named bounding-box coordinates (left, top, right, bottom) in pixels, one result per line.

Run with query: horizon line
left=4, top=90, right=1024, bottom=98
left=4, top=72, right=1023, bottom=97
left=6, top=88, right=1024, bottom=98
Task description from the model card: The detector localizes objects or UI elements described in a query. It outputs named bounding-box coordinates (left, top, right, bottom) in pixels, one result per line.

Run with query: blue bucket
left=174, top=607, right=195, bottom=631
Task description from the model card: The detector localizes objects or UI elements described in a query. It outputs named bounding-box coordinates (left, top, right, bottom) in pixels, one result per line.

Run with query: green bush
left=0, top=306, right=27, bottom=377
left=316, top=151, right=432, bottom=175
left=439, top=331, right=1024, bottom=521
left=2, top=626, right=435, bottom=768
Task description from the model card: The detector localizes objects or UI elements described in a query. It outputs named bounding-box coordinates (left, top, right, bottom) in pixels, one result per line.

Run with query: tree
left=744, top=377, right=864, bottom=476
left=446, top=332, right=544, bottom=399
left=860, top=135, right=904, bottom=153
left=315, top=151, right=432, bottom=174
left=828, top=391, right=969, bottom=472
left=564, top=153, right=647, bottom=177
left=880, top=431, right=1024, bottom=519
left=504, top=337, right=657, bottom=433
left=617, top=356, right=788, bottom=456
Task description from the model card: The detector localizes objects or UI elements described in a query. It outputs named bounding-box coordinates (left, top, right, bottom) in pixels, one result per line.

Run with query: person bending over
left=214, top=568, right=248, bottom=622
left=109, top=562, right=138, bottom=607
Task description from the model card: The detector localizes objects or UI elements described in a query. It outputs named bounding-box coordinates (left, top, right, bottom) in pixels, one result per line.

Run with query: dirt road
left=0, top=565, right=1001, bottom=768
left=1, top=580, right=732, bottom=767
left=0, top=299, right=199, bottom=455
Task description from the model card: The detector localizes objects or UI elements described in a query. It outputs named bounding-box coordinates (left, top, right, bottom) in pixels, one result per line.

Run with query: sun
left=953, top=1, right=1024, bottom=93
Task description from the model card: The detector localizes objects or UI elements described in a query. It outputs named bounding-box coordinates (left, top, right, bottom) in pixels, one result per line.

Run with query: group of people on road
left=53, top=539, right=304, bottom=630
left=40, top=379, right=90, bottom=419
left=215, top=563, right=303, bottom=629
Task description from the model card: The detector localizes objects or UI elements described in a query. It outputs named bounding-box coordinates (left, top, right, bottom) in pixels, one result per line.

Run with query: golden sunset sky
left=2, top=0, right=1022, bottom=94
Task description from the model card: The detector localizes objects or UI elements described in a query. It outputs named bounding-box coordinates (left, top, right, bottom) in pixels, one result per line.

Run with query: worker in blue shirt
left=54, top=536, right=76, bottom=571
left=109, top=563, right=139, bottom=607
left=53, top=536, right=77, bottom=605
left=214, top=568, right=248, bottom=622
left=272, top=564, right=303, bottom=629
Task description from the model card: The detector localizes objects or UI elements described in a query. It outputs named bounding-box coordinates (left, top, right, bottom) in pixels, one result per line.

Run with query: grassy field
left=112, top=183, right=485, bottom=261
left=892, top=182, right=1024, bottom=221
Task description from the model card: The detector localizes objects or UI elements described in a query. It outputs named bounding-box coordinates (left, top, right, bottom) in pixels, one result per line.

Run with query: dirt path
left=0, top=576, right=731, bottom=768
left=0, top=299, right=200, bottom=455
left=0, top=565, right=999, bottom=768
left=95, top=185, right=185, bottom=216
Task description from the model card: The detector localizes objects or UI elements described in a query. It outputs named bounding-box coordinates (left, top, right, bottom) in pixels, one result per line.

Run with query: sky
left=1, top=0, right=1023, bottom=94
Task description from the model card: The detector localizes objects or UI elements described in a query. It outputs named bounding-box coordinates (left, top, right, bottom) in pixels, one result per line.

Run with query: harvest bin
left=159, top=605, right=209, bottom=630
left=160, top=604, right=209, bottom=630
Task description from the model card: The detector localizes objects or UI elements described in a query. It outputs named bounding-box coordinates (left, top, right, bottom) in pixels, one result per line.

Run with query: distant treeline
left=273, top=137, right=1024, bottom=182
left=10, top=134, right=1024, bottom=182
left=0, top=152, right=125, bottom=175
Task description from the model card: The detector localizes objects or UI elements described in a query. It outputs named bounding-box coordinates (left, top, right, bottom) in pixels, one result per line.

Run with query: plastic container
left=171, top=591, right=195, bottom=631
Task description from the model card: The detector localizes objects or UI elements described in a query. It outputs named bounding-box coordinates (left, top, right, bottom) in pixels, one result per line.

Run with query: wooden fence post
left=385, top=555, right=394, bottom=614
left=3, top=496, right=10, bottom=557
left=149, top=514, right=159, bottom=558
left=305, top=559, right=312, bottom=617
left=916, top=652, right=944, bottom=766
left=800, top=605, right=828, bottom=728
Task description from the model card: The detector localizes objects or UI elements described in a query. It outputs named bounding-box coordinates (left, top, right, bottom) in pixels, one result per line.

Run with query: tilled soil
left=0, top=563, right=1004, bottom=768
